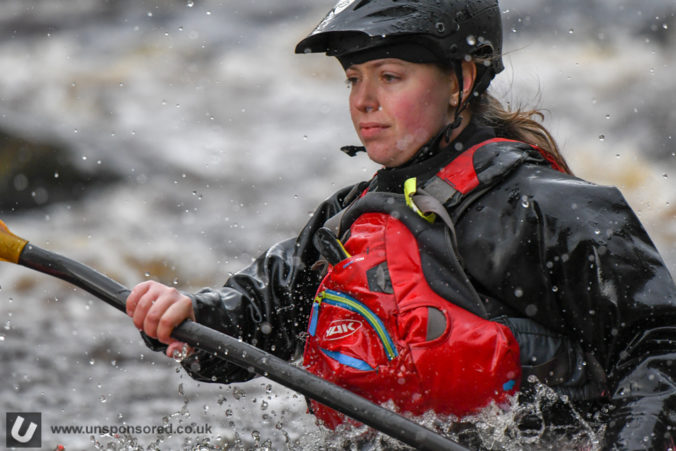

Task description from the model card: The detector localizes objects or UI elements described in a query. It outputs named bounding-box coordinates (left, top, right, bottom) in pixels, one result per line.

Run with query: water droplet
left=514, top=287, right=524, bottom=298
left=260, top=322, right=272, bottom=335
left=598, top=135, right=605, bottom=141
left=525, top=304, right=537, bottom=316
left=568, top=28, right=574, bottom=34
left=99, top=395, right=107, bottom=403
left=466, top=35, right=476, bottom=46
left=187, top=0, right=194, bottom=7
left=520, top=195, right=530, bottom=208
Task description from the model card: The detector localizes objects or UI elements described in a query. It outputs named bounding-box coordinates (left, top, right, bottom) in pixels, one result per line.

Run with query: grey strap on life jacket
left=409, top=188, right=461, bottom=257
left=323, top=182, right=370, bottom=238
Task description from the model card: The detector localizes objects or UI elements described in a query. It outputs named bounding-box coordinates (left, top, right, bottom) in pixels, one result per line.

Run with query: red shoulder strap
left=361, top=137, right=564, bottom=202
left=432, top=137, right=565, bottom=197
left=436, top=138, right=521, bottom=194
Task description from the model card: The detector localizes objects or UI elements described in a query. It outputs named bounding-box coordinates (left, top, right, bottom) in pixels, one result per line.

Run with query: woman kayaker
left=126, top=1, right=676, bottom=449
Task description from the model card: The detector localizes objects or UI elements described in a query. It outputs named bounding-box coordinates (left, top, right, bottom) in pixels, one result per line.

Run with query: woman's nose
left=351, top=80, right=379, bottom=113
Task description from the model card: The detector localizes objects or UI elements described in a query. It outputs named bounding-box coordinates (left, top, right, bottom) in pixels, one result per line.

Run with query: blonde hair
left=472, top=92, right=573, bottom=174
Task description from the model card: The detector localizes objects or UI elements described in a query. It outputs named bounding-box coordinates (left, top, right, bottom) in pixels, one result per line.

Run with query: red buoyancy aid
left=302, top=138, right=553, bottom=428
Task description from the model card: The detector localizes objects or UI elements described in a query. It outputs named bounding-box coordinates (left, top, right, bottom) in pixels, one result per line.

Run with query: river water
left=0, top=1, right=674, bottom=449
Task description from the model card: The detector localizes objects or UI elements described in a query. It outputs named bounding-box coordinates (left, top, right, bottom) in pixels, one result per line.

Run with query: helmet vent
left=366, top=5, right=417, bottom=19
left=354, top=0, right=418, bottom=9
left=352, top=0, right=373, bottom=11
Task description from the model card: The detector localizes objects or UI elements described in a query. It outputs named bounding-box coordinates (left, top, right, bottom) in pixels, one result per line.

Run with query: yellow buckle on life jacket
left=404, top=178, right=436, bottom=223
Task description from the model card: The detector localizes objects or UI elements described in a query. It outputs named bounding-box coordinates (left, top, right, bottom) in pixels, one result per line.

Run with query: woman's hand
left=126, top=280, right=196, bottom=358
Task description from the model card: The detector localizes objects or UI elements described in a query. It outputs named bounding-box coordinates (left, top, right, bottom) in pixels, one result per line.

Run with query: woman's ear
left=461, top=61, right=478, bottom=99
left=450, top=61, right=478, bottom=107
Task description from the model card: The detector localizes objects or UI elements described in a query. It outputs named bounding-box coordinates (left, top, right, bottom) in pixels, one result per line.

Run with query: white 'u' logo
left=10, top=415, right=38, bottom=444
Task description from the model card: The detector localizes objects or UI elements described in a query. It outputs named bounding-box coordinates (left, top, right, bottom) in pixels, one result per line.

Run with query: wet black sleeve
left=456, top=164, right=676, bottom=451
left=177, top=183, right=364, bottom=384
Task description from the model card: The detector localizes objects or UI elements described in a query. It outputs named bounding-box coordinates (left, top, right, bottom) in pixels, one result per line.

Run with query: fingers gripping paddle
left=0, top=220, right=468, bottom=451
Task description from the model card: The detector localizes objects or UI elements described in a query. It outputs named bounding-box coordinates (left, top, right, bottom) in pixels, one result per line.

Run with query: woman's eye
left=382, top=73, right=400, bottom=82
left=345, top=77, right=357, bottom=87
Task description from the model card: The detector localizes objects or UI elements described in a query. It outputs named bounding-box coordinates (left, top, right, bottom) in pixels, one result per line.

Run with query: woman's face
left=345, top=58, right=455, bottom=167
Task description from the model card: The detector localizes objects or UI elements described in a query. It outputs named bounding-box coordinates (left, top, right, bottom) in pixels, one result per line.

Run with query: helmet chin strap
left=443, top=64, right=467, bottom=142
left=443, top=62, right=492, bottom=144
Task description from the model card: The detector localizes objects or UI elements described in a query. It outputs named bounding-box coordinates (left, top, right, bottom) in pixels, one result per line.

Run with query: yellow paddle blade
left=0, top=220, right=28, bottom=264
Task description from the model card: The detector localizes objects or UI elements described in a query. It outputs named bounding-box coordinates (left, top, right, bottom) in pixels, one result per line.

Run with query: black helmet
left=295, top=0, right=504, bottom=89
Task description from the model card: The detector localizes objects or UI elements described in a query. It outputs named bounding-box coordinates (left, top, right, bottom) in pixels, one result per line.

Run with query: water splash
left=310, top=384, right=603, bottom=450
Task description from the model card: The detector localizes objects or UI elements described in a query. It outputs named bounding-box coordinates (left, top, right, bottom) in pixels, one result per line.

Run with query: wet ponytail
left=472, top=93, right=573, bottom=174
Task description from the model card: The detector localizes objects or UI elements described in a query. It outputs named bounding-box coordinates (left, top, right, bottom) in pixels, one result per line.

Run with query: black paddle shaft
left=17, top=243, right=468, bottom=451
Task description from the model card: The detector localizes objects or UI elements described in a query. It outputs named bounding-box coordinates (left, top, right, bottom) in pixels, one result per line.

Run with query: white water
left=0, top=1, right=674, bottom=449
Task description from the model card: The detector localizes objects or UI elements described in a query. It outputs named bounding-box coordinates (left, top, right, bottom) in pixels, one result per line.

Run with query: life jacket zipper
left=310, top=289, right=398, bottom=361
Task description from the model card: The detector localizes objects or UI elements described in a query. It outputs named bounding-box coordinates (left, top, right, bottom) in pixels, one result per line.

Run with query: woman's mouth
left=359, top=122, right=388, bottom=139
